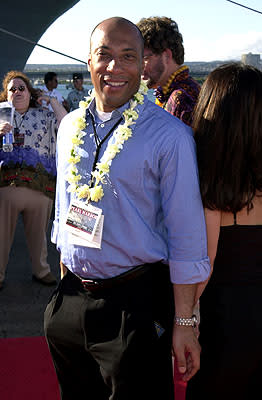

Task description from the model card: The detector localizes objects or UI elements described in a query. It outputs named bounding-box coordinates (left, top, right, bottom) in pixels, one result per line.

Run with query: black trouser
left=44, top=262, right=175, bottom=400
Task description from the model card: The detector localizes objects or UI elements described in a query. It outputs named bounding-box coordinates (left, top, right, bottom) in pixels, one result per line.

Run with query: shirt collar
left=88, top=97, right=132, bottom=121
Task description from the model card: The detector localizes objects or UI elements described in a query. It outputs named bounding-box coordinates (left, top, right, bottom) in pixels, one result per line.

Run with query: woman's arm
left=49, top=97, right=68, bottom=126
left=37, top=95, right=67, bottom=126
left=194, top=208, right=221, bottom=303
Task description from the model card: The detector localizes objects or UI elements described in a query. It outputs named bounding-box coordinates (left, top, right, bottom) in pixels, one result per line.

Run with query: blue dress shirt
left=52, top=96, right=210, bottom=284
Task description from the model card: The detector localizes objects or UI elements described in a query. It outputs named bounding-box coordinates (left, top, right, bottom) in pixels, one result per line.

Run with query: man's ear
left=87, top=55, right=91, bottom=72
left=163, top=48, right=173, bottom=62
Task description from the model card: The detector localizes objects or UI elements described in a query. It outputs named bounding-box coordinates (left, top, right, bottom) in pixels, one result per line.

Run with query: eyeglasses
left=9, top=85, right=26, bottom=93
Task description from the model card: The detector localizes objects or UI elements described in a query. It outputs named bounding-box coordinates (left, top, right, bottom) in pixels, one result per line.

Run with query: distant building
left=241, top=52, right=261, bottom=70
left=23, top=64, right=90, bottom=85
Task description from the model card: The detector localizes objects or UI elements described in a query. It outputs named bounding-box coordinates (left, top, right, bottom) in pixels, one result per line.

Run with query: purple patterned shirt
left=155, top=66, right=200, bottom=126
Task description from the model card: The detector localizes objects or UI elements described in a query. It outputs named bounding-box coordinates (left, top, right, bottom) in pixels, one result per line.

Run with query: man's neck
left=161, top=63, right=182, bottom=88
left=46, top=84, right=53, bottom=91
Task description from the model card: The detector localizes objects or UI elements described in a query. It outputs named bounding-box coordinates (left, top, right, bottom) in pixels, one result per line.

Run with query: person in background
left=44, top=16, right=210, bottom=400
left=186, top=63, right=262, bottom=400
left=66, top=72, right=89, bottom=111
left=138, top=16, right=201, bottom=400
left=0, top=70, right=67, bottom=290
left=137, top=16, right=200, bottom=126
left=41, top=71, right=69, bottom=112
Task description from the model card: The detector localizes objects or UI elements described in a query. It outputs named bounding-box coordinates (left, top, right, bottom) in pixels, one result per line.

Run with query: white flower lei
left=66, top=79, right=148, bottom=203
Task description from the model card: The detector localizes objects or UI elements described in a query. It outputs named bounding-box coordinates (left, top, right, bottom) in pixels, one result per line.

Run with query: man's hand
left=172, top=324, right=201, bottom=381
left=60, top=261, right=67, bottom=279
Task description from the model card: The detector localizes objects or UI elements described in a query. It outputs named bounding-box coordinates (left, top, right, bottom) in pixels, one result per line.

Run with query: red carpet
left=0, top=336, right=186, bottom=400
left=0, top=336, right=60, bottom=400
left=174, top=359, right=187, bottom=400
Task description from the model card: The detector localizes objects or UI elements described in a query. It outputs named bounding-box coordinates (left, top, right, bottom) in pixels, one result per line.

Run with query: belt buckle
left=81, top=279, right=99, bottom=290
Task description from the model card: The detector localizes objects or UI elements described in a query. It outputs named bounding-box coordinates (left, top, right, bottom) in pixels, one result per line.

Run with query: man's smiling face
left=88, top=19, right=144, bottom=112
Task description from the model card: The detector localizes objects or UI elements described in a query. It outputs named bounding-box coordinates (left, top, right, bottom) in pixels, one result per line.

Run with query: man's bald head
left=87, top=16, right=145, bottom=112
left=90, top=17, right=144, bottom=56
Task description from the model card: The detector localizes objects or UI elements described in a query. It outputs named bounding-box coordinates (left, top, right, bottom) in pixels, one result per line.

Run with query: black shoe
left=32, top=272, right=57, bottom=286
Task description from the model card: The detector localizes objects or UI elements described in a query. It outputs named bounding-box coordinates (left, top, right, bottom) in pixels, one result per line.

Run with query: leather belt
left=72, top=263, right=152, bottom=292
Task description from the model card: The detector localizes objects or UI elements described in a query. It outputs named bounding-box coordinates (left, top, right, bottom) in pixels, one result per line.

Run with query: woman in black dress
left=186, top=62, right=262, bottom=400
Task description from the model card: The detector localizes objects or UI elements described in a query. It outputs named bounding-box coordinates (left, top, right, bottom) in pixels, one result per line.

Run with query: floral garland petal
left=66, top=80, right=148, bottom=203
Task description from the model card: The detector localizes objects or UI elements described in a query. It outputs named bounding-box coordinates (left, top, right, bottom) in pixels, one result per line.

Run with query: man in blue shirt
left=44, top=17, right=210, bottom=400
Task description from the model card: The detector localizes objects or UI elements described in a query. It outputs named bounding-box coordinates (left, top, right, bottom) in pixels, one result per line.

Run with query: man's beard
left=147, top=58, right=165, bottom=89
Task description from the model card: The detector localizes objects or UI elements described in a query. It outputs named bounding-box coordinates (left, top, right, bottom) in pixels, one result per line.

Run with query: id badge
left=68, top=215, right=104, bottom=249
left=65, top=200, right=102, bottom=242
left=14, top=128, right=24, bottom=147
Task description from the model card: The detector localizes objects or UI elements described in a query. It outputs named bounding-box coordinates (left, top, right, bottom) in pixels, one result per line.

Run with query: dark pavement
left=0, top=214, right=60, bottom=338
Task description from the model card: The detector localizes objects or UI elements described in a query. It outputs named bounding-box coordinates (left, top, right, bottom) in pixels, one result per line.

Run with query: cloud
left=185, top=31, right=262, bottom=62
left=217, top=31, right=262, bottom=60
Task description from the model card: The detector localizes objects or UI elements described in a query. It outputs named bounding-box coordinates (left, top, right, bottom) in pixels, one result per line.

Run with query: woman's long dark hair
left=0, top=70, right=39, bottom=107
left=193, top=62, right=262, bottom=212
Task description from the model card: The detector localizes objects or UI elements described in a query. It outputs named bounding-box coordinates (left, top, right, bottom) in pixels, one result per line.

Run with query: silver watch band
left=174, top=314, right=197, bottom=327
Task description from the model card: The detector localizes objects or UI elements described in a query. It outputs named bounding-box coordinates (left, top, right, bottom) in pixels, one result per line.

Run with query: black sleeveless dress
left=186, top=219, right=262, bottom=400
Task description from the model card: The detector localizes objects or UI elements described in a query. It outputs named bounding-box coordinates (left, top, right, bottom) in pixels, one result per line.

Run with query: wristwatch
left=174, top=314, right=198, bottom=328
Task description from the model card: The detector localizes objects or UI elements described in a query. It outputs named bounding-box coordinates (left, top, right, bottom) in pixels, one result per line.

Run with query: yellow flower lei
left=155, top=65, right=188, bottom=108
left=66, top=79, right=148, bottom=203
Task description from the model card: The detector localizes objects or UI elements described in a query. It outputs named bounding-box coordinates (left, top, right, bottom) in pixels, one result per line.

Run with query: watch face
left=192, top=314, right=198, bottom=327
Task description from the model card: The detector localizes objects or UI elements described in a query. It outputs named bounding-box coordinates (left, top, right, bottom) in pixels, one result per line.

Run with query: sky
left=26, top=0, right=262, bottom=65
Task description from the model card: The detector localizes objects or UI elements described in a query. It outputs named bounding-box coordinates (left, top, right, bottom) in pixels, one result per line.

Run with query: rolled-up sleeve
left=160, top=130, right=211, bottom=284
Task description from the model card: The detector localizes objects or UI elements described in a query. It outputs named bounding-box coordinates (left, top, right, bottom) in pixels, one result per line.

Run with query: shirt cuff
left=169, top=257, right=211, bottom=284
left=51, top=220, right=59, bottom=244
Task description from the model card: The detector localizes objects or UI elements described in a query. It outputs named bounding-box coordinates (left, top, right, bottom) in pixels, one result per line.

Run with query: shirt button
left=101, top=123, right=105, bottom=128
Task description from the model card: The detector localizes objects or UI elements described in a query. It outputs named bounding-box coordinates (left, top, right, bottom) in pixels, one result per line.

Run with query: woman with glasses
left=186, top=63, right=262, bottom=400
left=0, top=70, right=67, bottom=289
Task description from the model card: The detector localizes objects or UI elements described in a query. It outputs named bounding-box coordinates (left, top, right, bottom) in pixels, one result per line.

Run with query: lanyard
left=14, top=111, right=27, bottom=133
left=89, top=111, right=123, bottom=188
